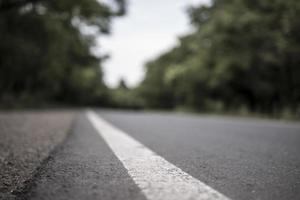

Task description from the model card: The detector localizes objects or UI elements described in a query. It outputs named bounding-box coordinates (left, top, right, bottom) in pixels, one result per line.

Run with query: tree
left=139, top=0, right=300, bottom=116
left=0, top=0, right=126, bottom=107
left=118, top=78, right=128, bottom=90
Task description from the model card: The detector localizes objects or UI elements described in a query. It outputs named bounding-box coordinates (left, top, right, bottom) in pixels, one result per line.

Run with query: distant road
left=1, top=110, right=300, bottom=200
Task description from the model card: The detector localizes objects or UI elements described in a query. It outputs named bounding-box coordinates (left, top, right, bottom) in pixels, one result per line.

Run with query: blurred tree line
left=1, top=0, right=299, bottom=118
left=138, top=0, right=300, bottom=118
left=0, top=0, right=126, bottom=107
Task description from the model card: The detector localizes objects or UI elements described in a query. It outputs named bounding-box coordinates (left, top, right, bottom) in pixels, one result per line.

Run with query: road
left=1, top=109, right=300, bottom=200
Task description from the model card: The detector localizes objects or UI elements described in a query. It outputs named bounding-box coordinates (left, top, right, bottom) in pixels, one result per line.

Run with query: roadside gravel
left=0, top=110, right=76, bottom=200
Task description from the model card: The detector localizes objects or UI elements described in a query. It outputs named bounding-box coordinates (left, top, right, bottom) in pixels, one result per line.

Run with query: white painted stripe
left=87, top=110, right=231, bottom=200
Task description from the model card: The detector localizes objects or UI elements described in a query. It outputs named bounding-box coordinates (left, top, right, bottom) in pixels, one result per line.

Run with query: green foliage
left=109, top=79, right=143, bottom=109
left=139, top=0, right=300, bottom=117
left=0, top=0, right=126, bottom=107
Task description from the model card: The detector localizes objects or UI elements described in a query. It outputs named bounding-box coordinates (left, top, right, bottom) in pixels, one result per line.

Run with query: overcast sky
left=98, top=0, right=210, bottom=88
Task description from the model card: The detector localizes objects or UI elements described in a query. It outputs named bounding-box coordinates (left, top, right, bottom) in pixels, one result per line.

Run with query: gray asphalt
left=22, top=114, right=147, bottom=200
left=98, top=110, right=300, bottom=200
left=0, top=111, right=75, bottom=200
left=2, top=109, right=300, bottom=200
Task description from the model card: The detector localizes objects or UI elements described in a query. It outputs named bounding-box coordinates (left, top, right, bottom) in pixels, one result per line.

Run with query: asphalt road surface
left=1, top=109, right=300, bottom=200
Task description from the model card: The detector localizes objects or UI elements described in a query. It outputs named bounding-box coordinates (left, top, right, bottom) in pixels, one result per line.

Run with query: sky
left=98, top=0, right=211, bottom=88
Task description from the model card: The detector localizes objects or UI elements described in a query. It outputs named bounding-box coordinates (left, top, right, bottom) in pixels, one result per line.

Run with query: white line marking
left=87, top=110, right=231, bottom=200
